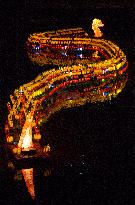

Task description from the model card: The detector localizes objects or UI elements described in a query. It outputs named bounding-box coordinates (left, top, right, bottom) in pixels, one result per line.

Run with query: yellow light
left=34, top=133, right=41, bottom=140
left=92, top=18, right=104, bottom=38
left=116, top=88, right=122, bottom=94
left=43, top=144, right=51, bottom=153
left=8, top=136, right=13, bottom=143
left=116, top=63, right=122, bottom=69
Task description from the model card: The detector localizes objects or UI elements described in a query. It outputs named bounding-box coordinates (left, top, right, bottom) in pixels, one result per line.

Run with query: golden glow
left=5, top=24, right=128, bottom=153
left=34, top=133, right=41, bottom=140
left=92, top=18, right=104, bottom=37
left=18, top=113, right=34, bottom=151
left=43, top=144, right=51, bottom=153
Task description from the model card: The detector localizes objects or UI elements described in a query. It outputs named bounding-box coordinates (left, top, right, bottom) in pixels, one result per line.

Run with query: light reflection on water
left=22, top=168, right=35, bottom=200
left=11, top=160, right=52, bottom=202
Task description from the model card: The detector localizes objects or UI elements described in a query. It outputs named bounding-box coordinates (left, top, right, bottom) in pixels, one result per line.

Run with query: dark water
left=1, top=5, right=135, bottom=205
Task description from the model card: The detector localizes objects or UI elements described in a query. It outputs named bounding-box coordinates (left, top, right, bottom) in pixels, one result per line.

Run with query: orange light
left=18, top=114, right=34, bottom=150
left=92, top=18, right=104, bottom=38
left=22, top=168, right=35, bottom=200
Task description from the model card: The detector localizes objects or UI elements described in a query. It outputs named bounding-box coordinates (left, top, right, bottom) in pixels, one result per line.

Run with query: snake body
left=5, top=27, right=128, bottom=151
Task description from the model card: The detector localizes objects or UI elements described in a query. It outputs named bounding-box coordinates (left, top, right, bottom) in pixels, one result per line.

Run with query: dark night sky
left=1, top=0, right=135, bottom=9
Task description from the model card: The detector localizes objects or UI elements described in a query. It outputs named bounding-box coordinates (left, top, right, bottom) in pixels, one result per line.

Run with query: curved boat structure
left=5, top=20, right=128, bottom=155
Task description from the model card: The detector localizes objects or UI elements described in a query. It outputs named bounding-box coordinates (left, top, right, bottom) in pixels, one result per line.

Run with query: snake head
left=92, top=18, right=104, bottom=28
left=92, top=18, right=104, bottom=37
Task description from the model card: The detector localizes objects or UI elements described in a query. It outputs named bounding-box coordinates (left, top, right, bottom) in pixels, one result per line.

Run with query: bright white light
left=80, top=54, right=83, bottom=58
left=49, top=84, right=54, bottom=89
left=18, top=114, right=33, bottom=150
left=77, top=47, right=83, bottom=51
left=19, top=89, right=23, bottom=94
left=61, top=52, right=67, bottom=56
left=22, top=126, right=33, bottom=150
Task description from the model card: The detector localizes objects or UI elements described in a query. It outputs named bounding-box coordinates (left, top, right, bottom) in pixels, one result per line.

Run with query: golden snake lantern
left=5, top=19, right=128, bottom=155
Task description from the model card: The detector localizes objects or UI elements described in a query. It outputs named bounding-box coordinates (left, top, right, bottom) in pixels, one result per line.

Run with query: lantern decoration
left=5, top=20, right=128, bottom=154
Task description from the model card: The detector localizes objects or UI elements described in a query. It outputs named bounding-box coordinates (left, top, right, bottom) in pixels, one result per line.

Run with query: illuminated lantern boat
left=5, top=19, right=128, bottom=156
